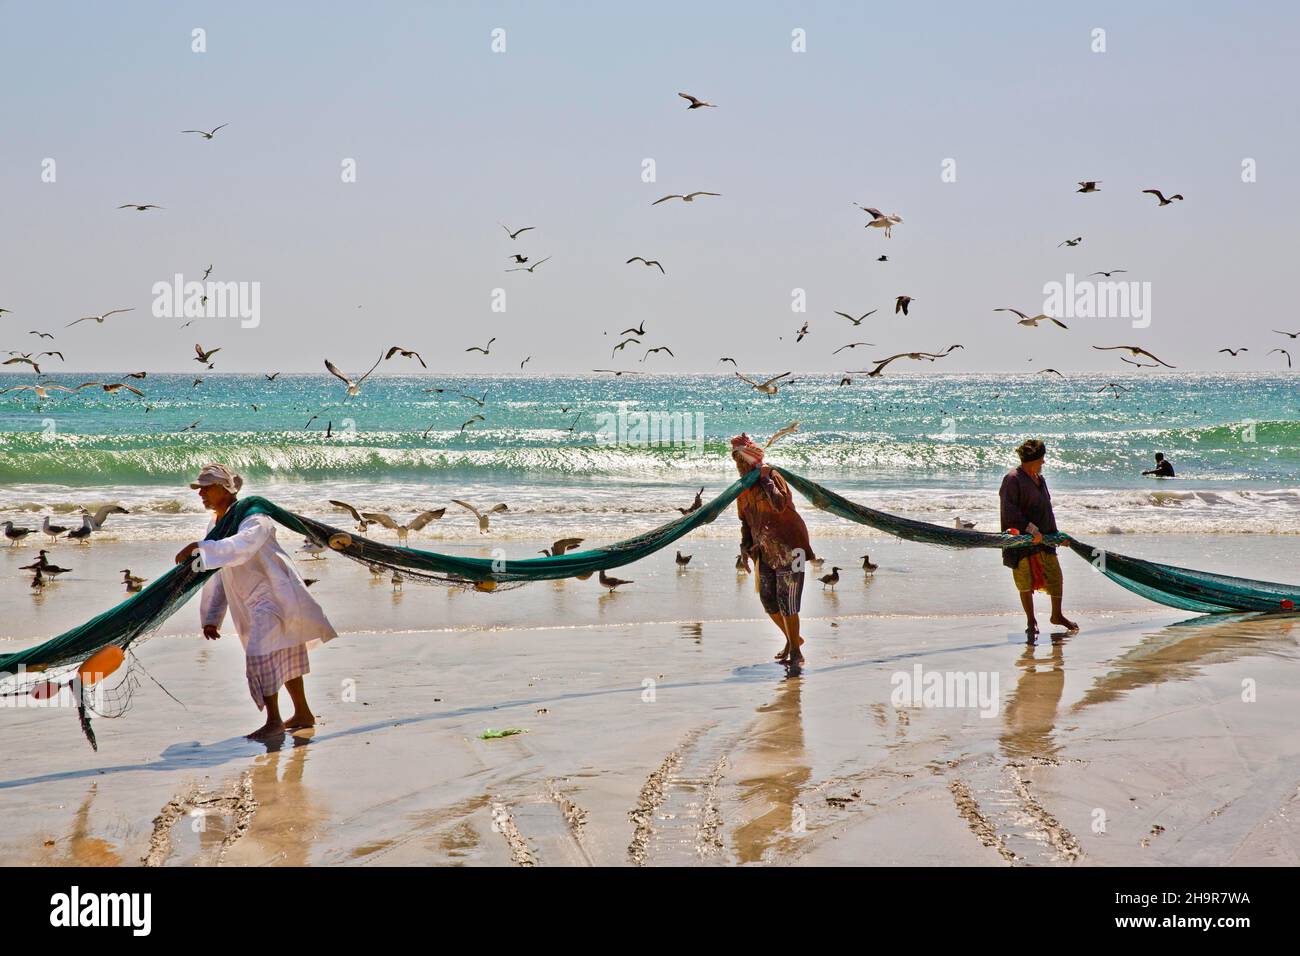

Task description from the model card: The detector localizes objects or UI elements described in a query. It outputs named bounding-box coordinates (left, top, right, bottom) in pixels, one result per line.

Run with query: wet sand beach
left=3, top=535, right=1299, bottom=866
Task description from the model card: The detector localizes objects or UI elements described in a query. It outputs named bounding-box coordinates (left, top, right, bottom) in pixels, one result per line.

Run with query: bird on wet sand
left=598, top=569, right=633, bottom=592
left=3, top=521, right=34, bottom=546
left=676, top=551, right=692, bottom=566
left=860, top=555, right=878, bottom=572
left=818, top=567, right=842, bottom=590
left=121, top=569, right=146, bottom=592
left=41, top=516, right=69, bottom=542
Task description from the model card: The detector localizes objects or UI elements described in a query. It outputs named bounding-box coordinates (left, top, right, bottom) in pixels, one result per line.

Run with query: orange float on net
left=473, top=580, right=498, bottom=592
left=78, top=646, right=125, bottom=686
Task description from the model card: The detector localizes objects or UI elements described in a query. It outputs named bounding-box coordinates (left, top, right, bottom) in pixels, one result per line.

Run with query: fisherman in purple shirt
left=999, top=439, right=1079, bottom=638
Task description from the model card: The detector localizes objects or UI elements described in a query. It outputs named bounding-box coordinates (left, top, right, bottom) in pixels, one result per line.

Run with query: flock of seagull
left=0, top=92, right=1285, bottom=604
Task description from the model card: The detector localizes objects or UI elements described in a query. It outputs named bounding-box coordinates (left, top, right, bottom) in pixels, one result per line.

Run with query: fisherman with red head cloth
left=731, top=434, right=815, bottom=666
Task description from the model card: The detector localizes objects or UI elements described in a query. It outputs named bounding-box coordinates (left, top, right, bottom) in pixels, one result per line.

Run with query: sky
left=2, top=0, right=1298, bottom=374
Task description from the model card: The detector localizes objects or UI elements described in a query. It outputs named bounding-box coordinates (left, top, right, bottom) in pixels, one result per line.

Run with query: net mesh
left=5, top=466, right=1300, bottom=695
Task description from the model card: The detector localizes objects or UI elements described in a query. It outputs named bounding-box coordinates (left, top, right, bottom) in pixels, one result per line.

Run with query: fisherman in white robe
left=174, top=463, right=336, bottom=740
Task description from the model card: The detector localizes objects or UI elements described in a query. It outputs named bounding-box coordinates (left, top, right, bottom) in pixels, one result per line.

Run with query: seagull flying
left=652, top=191, right=721, bottom=205
left=626, top=256, right=665, bottom=274
left=677, top=92, right=717, bottom=109
left=1093, top=345, right=1176, bottom=368
left=67, top=308, right=134, bottom=328
left=182, top=124, right=228, bottom=139
left=324, top=353, right=383, bottom=396
left=1142, top=189, right=1184, bottom=206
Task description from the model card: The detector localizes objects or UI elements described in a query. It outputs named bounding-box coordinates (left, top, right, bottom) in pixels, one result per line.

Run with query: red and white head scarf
left=730, top=433, right=764, bottom=470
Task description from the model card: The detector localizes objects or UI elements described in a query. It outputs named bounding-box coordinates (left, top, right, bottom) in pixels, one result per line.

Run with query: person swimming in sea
left=1142, top=452, right=1175, bottom=478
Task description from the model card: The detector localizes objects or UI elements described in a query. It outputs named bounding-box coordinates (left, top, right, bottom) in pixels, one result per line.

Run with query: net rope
left=5, top=467, right=1300, bottom=690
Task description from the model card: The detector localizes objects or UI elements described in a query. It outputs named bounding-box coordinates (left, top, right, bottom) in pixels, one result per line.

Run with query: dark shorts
left=758, top=565, right=804, bottom=616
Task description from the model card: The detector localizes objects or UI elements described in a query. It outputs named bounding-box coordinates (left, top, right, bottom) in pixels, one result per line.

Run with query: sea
left=3, top=371, right=1299, bottom=543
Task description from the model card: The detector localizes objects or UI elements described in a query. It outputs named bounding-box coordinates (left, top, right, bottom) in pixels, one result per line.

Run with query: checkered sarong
left=246, top=644, right=310, bottom=707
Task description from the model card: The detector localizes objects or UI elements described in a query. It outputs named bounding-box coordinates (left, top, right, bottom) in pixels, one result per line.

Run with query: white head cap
left=189, top=462, right=244, bottom=495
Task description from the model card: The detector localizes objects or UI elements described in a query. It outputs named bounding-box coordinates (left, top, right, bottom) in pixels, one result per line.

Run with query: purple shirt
left=999, top=466, right=1058, bottom=568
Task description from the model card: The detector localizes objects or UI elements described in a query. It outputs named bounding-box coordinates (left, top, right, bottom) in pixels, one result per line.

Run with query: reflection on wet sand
left=1072, top=614, right=1299, bottom=714
left=39, top=783, right=123, bottom=866
left=1000, top=641, right=1067, bottom=763
left=731, top=675, right=810, bottom=863
left=232, top=738, right=325, bottom=866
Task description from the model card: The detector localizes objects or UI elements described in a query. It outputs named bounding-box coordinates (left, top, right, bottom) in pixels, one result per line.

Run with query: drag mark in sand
left=696, top=755, right=727, bottom=859
left=490, top=799, right=538, bottom=866
left=144, top=770, right=258, bottom=866
left=949, top=779, right=1018, bottom=863
left=1008, top=768, right=1083, bottom=862
left=628, top=747, right=684, bottom=865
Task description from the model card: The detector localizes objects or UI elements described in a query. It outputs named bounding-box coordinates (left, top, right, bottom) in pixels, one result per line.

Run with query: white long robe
left=197, top=513, right=337, bottom=657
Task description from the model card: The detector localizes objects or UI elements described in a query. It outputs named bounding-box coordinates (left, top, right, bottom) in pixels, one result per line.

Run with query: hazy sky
left=2, top=1, right=1297, bottom=374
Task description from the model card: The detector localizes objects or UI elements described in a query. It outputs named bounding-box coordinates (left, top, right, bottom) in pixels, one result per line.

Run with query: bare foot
left=246, top=719, right=285, bottom=740
left=1049, top=615, right=1079, bottom=631
left=775, top=645, right=791, bottom=661
left=284, top=714, right=316, bottom=731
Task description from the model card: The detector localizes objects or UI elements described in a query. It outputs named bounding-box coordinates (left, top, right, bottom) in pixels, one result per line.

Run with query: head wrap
left=731, top=433, right=765, bottom=470
left=1016, top=439, right=1046, bottom=463
left=189, top=462, right=244, bottom=494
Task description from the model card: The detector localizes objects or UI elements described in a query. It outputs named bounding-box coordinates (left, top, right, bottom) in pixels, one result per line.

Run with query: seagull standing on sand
left=2, top=522, right=34, bottom=546
left=66, top=516, right=94, bottom=544
left=598, top=569, right=633, bottom=592
left=41, top=516, right=69, bottom=542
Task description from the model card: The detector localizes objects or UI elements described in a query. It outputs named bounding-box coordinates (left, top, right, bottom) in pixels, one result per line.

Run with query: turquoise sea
left=3, top=372, right=1299, bottom=540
